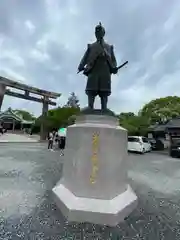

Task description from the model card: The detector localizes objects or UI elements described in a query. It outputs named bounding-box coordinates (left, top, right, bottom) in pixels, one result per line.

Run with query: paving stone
left=0, top=143, right=180, bottom=239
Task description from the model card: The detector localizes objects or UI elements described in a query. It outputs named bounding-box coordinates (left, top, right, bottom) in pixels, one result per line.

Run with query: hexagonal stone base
left=52, top=183, right=138, bottom=226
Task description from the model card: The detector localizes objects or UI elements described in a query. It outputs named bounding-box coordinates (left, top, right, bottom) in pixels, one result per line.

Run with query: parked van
left=128, top=136, right=151, bottom=154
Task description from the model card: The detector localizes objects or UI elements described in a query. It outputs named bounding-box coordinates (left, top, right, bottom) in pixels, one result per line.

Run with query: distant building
left=149, top=117, right=180, bottom=136
left=148, top=123, right=168, bottom=139
left=148, top=117, right=180, bottom=148
left=0, top=107, right=34, bottom=131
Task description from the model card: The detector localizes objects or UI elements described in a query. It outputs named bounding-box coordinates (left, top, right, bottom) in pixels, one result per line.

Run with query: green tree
left=140, top=96, right=180, bottom=124
left=64, top=92, right=80, bottom=108
left=118, top=112, right=135, bottom=121
left=34, top=106, right=80, bottom=132
left=119, top=113, right=150, bottom=136
left=33, top=92, right=81, bottom=133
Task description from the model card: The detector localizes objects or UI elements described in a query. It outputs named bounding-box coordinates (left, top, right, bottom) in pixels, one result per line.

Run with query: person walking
left=59, top=136, right=66, bottom=156
left=48, top=131, right=54, bottom=151
left=54, top=131, right=59, bottom=149
left=57, top=127, right=67, bottom=156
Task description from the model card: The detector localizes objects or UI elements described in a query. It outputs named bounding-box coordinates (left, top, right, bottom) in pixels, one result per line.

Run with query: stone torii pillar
left=40, top=96, right=49, bottom=141
left=0, top=84, right=6, bottom=111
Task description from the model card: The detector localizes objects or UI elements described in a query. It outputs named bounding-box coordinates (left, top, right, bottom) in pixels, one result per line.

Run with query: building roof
left=152, top=124, right=168, bottom=132
left=0, top=108, right=34, bottom=124
left=150, top=117, right=180, bottom=132
left=165, top=117, right=180, bottom=128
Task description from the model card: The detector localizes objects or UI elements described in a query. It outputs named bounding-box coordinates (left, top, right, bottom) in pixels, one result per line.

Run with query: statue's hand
left=112, top=67, right=118, bottom=74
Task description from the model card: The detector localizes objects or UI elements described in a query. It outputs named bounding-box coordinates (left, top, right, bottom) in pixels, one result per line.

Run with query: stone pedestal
left=52, top=113, right=137, bottom=226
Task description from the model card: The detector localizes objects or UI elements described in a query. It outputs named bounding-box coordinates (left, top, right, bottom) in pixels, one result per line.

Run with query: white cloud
left=152, top=44, right=169, bottom=60
left=0, top=49, right=25, bottom=66
left=24, top=20, right=36, bottom=34
left=29, top=49, right=50, bottom=62
left=0, top=68, right=26, bottom=83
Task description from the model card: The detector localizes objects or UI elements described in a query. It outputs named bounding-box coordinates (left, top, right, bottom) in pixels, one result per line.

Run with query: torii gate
left=0, top=76, right=61, bottom=140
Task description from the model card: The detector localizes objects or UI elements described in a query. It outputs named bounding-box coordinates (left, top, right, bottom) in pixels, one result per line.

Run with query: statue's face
left=95, top=27, right=104, bottom=40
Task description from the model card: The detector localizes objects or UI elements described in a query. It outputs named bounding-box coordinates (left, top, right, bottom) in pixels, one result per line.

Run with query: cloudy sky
left=0, top=0, right=180, bottom=116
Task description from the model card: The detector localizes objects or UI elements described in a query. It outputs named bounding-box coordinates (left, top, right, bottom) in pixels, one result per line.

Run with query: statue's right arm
left=78, top=44, right=90, bottom=71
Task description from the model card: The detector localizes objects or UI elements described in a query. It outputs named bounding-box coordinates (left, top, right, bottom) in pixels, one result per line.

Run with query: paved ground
left=0, top=133, right=39, bottom=142
left=0, top=144, right=180, bottom=240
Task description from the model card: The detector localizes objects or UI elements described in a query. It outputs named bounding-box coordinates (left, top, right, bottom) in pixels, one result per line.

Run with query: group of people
left=48, top=130, right=66, bottom=156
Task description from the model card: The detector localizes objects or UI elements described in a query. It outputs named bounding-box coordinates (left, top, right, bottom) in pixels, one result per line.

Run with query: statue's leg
left=100, top=95, right=108, bottom=110
left=88, top=94, right=95, bottom=109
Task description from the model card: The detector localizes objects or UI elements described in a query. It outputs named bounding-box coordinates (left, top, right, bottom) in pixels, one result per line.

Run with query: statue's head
left=95, top=22, right=105, bottom=41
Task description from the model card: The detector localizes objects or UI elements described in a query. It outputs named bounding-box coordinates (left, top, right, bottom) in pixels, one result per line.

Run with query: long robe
left=78, top=40, right=117, bottom=96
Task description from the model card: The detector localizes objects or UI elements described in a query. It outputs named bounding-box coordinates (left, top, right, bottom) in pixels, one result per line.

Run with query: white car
left=128, top=136, right=151, bottom=154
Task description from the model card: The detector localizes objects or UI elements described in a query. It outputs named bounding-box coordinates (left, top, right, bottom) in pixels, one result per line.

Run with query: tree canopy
left=118, top=112, right=150, bottom=136
left=64, top=92, right=80, bottom=108
left=34, top=92, right=80, bottom=132
left=34, top=106, right=80, bottom=131
left=140, top=96, right=180, bottom=124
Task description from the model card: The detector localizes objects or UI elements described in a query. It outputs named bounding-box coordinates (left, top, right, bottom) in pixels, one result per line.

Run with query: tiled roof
left=0, top=108, right=22, bottom=121
left=150, top=117, right=180, bottom=131
left=152, top=124, right=168, bottom=132
left=0, top=108, right=34, bottom=124
left=165, top=117, right=180, bottom=128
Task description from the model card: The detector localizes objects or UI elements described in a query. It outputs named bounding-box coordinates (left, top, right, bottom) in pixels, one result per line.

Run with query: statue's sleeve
left=78, top=44, right=90, bottom=71
left=111, top=45, right=117, bottom=68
